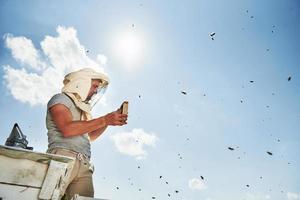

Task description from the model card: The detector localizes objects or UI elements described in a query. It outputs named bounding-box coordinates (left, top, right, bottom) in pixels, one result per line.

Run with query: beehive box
left=0, top=145, right=75, bottom=200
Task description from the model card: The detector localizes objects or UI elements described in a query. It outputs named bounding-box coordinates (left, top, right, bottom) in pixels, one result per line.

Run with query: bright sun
left=113, top=30, right=144, bottom=67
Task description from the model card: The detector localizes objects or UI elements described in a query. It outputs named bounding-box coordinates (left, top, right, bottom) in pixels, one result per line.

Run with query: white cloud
left=188, top=178, right=207, bottom=191
left=4, top=34, right=46, bottom=71
left=287, top=192, right=300, bottom=200
left=2, top=26, right=108, bottom=106
left=3, top=66, right=59, bottom=106
left=40, top=26, right=103, bottom=72
left=110, top=128, right=158, bottom=159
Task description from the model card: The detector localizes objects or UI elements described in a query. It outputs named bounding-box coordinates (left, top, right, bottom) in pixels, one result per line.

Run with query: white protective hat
left=62, top=68, right=109, bottom=101
left=62, top=68, right=110, bottom=119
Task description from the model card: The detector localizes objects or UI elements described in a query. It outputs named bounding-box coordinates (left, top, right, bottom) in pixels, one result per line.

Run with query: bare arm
left=88, top=126, right=108, bottom=141
left=49, top=104, right=127, bottom=138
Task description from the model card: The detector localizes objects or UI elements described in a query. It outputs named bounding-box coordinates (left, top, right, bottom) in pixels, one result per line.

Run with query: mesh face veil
left=88, top=83, right=108, bottom=108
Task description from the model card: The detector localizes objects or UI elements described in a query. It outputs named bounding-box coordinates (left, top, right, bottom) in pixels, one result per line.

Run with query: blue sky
left=0, top=0, right=300, bottom=200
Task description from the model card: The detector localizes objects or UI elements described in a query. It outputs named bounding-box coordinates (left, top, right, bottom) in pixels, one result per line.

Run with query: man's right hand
left=104, top=111, right=128, bottom=126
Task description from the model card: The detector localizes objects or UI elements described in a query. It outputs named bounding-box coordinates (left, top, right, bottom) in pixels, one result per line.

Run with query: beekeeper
left=46, top=68, right=128, bottom=199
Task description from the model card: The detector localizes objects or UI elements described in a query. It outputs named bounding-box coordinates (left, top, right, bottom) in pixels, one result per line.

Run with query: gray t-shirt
left=46, top=93, right=91, bottom=158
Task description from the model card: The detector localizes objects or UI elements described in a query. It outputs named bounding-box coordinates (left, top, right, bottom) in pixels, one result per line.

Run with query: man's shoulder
left=47, top=93, right=73, bottom=109
left=49, top=93, right=69, bottom=102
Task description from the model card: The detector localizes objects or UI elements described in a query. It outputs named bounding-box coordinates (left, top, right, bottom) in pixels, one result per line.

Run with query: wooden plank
left=0, top=183, right=40, bottom=200
left=0, top=145, right=74, bottom=164
left=71, top=195, right=109, bottom=200
left=0, top=155, right=48, bottom=187
left=39, top=160, right=71, bottom=200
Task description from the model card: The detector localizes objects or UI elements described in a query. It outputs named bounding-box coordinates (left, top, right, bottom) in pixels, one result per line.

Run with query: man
left=46, top=68, right=127, bottom=199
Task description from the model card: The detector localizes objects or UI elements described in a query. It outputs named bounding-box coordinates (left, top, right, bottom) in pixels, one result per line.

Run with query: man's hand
left=104, top=110, right=128, bottom=126
left=89, top=109, right=128, bottom=140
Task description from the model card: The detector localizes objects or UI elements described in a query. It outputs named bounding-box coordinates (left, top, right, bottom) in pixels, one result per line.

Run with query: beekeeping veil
left=62, top=68, right=109, bottom=120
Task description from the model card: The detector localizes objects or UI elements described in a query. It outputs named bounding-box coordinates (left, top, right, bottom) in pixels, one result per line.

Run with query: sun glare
left=113, top=31, right=144, bottom=67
